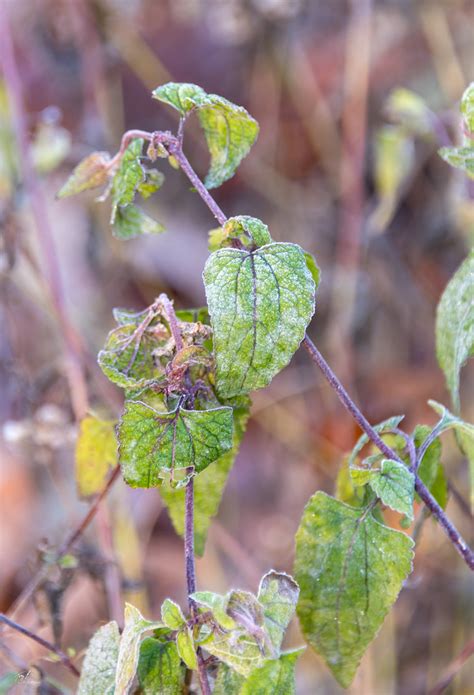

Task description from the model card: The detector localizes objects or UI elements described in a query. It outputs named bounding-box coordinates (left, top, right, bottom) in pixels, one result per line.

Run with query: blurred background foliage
left=0, top=1, right=473, bottom=693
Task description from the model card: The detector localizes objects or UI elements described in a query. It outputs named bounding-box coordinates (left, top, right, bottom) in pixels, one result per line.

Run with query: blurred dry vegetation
left=0, top=0, right=473, bottom=693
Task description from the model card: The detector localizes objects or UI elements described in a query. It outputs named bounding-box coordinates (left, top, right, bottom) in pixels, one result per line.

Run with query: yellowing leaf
left=75, top=416, right=117, bottom=498
left=153, top=82, right=259, bottom=189
left=57, top=151, right=111, bottom=199
left=115, top=604, right=162, bottom=694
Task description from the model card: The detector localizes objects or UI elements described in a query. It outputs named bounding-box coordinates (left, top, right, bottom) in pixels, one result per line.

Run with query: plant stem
left=164, top=127, right=474, bottom=572
left=0, top=614, right=80, bottom=677
left=184, top=475, right=211, bottom=695
left=303, top=336, right=474, bottom=570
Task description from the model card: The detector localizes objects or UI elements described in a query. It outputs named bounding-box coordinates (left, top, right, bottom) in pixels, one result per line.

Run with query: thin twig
left=302, top=336, right=474, bottom=570
left=0, top=615, right=80, bottom=678
left=428, top=637, right=474, bottom=695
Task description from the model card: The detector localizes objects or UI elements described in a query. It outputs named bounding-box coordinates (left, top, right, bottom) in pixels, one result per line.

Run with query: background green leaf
left=75, top=415, right=117, bottom=498
left=113, top=203, right=164, bottom=240
left=435, top=250, right=474, bottom=410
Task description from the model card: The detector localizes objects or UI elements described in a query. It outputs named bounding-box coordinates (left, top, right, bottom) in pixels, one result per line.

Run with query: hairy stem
left=184, top=475, right=211, bottom=695
left=0, top=614, right=80, bottom=677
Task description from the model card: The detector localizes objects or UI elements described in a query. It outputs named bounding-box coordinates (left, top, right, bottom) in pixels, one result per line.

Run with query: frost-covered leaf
left=204, top=242, right=316, bottom=397
left=223, top=216, right=273, bottom=249
left=213, top=663, right=246, bottom=694
left=159, top=397, right=250, bottom=555
left=118, top=400, right=233, bottom=488
left=153, top=82, right=259, bottom=188
left=176, top=627, right=197, bottom=670
left=115, top=604, right=162, bottom=694
left=75, top=415, right=117, bottom=498
left=348, top=415, right=405, bottom=467
left=351, top=459, right=415, bottom=520
left=57, top=151, right=110, bottom=198
left=435, top=251, right=474, bottom=410
left=113, top=204, right=164, bottom=240
left=191, top=591, right=236, bottom=630
left=111, top=139, right=145, bottom=222
left=461, top=82, right=474, bottom=133
left=295, top=492, right=414, bottom=688
left=257, top=571, right=299, bottom=652
left=438, top=146, right=474, bottom=178
left=161, top=599, right=186, bottom=630
left=98, top=322, right=163, bottom=390
left=202, top=590, right=271, bottom=676
left=385, top=88, right=433, bottom=136
left=152, top=82, right=207, bottom=114
left=137, top=637, right=185, bottom=695
left=78, top=621, right=120, bottom=695
left=240, top=649, right=304, bottom=695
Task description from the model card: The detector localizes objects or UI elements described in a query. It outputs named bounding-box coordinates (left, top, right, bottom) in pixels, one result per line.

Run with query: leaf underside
left=77, top=621, right=120, bottom=695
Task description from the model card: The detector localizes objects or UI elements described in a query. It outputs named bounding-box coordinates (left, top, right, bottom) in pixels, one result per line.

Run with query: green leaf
left=240, top=649, right=304, bottom=695
left=111, top=138, right=145, bottom=222
left=137, top=168, right=165, bottom=199
left=115, top=603, right=162, bottom=694
left=75, top=415, right=117, bottom=498
left=176, top=627, right=197, bottom=670
left=295, top=491, right=414, bottom=688
left=428, top=400, right=474, bottom=509
left=153, top=82, right=259, bottom=189
left=137, top=637, right=185, bottom=695
left=113, top=204, right=164, bottom=239
left=438, top=146, right=474, bottom=178
left=413, top=425, right=447, bottom=509
left=435, top=250, right=474, bottom=410
left=78, top=621, right=120, bottom=695
left=191, top=591, right=236, bottom=630
left=0, top=673, right=20, bottom=694
left=460, top=82, right=474, bottom=133
left=213, top=664, right=246, bottom=694
left=257, top=571, right=299, bottom=652
left=351, top=459, right=415, bottom=520
left=152, top=82, right=207, bottom=114
left=161, top=599, right=186, bottom=630
left=98, top=322, right=163, bottom=390
left=304, top=251, right=321, bottom=287
left=348, top=415, right=405, bottom=467
left=214, top=649, right=304, bottom=695
left=202, top=590, right=270, bottom=676
left=159, top=397, right=250, bottom=555
left=57, top=151, right=111, bottom=198
left=336, top=456, right=367, bottom=508
left=198, top=95, right=259, bottom=188
left=204, top=242, right=316, bottom=397
left=222, top=216, right=273, bottom=249
left=385, top=88, right=433, bottom=137
left=118, top=400, right=233, bottom=488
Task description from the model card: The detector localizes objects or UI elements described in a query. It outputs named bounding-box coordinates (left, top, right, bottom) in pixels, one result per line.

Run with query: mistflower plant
left=32, top=82, right=474, bottom=692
